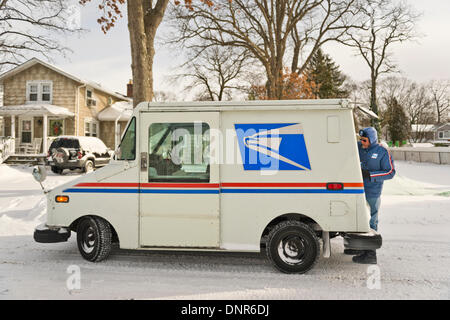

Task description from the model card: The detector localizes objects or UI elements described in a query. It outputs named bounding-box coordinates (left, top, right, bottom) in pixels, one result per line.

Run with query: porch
left=0, top=104, right=74, bottom=163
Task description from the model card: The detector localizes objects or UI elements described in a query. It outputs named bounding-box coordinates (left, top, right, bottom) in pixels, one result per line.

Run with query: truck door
left=139, top=112, right=220, bottom=248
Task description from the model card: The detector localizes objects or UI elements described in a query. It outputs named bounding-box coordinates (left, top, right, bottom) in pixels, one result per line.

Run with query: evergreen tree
left=306, top=49, right=348, bottom=99
left=383, top=97, right=409, bottom=143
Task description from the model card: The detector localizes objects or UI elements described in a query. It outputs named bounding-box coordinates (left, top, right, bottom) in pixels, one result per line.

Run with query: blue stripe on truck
left=63, top=188, right=364, bottom=194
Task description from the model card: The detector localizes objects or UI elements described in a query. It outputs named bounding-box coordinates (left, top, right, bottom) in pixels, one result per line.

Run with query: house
left=408, top=123, right=450, bottom=146
left=410, top=124, right=435, bottom=142
left=434, top=123, right=450, bottom=142
left=0, top=58, right=132, bottom=161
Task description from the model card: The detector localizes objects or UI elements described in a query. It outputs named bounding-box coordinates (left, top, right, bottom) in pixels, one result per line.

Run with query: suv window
left=49, top=138, right=80, bottom=149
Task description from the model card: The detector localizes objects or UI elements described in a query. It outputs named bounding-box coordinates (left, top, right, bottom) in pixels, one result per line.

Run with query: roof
left=97, top=101, right=133, bottom=121
left=0, top=104, right=74, bottom=117
left=135, top=99, right=351, bottom=113
left=0, top=58, right=131, bottom=102
left=411, top=124, right=436, bottom=133
left=435, top=123, right=450, bottom=130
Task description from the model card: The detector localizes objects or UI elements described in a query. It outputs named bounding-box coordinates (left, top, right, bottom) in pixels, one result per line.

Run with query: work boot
left=343, top=249, right=364, bottom=255
left=352, top=250, right=377, bottom=264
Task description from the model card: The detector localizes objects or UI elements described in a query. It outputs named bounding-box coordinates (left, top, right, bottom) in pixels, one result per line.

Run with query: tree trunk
left=127, top=0, right=169, bottom=107
left=370, top=76, right=381, bottom=133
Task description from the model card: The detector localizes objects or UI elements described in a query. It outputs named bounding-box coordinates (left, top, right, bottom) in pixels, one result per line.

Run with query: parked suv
left=47, top=136, right=113, bottom=174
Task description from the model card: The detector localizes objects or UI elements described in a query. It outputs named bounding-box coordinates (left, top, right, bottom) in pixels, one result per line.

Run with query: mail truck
left=34, top=99, right=381, bottom=273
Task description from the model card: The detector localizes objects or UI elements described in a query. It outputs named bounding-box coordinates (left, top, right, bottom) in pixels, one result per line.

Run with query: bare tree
left=153, top=90, right=177, bottom=102
left=428, top=80, right=450, bottom=124
left=170, top=0, right=360, bottom=99
left=0, top=0, right=82, bottom=71
left=379, top=78, right=434, bottom=142
left=339, top=0, right=421, bottom=131
left=83, top=0, right=222, bottom=107
left=176, top=45, right=252, bottom=101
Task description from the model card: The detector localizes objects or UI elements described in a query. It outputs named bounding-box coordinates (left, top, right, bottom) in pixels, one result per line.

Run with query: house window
left=86, top=88, right=97, bottom=107
left=29, top=84, right=38, bottom=101
left=85, top=119, right=99, bottom=137
left=27, top=81, right=52, bottom=103
left=438, top=131, right=444, bottom=139
left=42, top=84, right=51, bottom=102
left=48, top=119, right=64, bottom=137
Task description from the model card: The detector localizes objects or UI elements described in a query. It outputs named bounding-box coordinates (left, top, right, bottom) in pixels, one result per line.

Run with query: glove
left=362, top=169, right=371, bottom=180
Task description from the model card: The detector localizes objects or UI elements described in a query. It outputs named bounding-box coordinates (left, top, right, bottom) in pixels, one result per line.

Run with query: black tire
left=84, top=159, right=94, bottom=173
left=266, top=220, right=320, bottom=274
left=51, top=166, right=63, bottom=174
left=76, top=217, right=112, bottom=262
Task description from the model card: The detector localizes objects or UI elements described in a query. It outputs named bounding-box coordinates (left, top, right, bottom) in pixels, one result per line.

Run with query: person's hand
left=362, top=169, right=371, bottom=180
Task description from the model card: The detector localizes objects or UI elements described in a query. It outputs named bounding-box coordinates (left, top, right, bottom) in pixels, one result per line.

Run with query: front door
left=139, top=112, right=220, bottom=248
left=20, top=118, right=33, bottom=144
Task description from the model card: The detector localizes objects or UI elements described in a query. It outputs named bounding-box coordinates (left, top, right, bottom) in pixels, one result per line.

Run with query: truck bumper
left=33, top=224, right=71, bottom=243
left=343, top=229, right=382, bottom=251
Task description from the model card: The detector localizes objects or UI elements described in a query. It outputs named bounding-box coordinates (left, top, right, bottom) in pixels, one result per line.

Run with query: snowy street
left=0, top=161, right=449, bottom=299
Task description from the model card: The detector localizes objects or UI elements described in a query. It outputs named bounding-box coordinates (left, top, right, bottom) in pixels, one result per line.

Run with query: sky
left=52, top=0, right=450, bottom=98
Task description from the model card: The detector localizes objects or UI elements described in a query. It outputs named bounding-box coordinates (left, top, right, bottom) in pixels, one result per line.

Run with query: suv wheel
left=84, top=160, right=94, bottom=173
left=51, top=166, right=63, bottom=174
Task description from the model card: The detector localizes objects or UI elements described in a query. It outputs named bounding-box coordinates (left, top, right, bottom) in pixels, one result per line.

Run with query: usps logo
left=234, top=123, right=311, bottom=171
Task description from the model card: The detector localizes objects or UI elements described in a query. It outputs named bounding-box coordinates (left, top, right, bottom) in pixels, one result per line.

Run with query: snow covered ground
left=0, top=161, right=449, bottom=300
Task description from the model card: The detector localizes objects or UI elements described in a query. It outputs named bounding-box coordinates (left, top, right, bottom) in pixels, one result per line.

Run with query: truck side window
left=148, top=122, right=210, bottom=182
left=118, top=117, right=136, bottom=160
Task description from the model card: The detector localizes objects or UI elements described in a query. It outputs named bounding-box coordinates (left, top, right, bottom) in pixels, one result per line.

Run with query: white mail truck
left=34, top=99, right=381, bottom=273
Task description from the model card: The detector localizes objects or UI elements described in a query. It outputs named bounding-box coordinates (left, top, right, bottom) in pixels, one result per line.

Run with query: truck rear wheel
left=76, top=217, right=112, bottom=262
left=266, top=220, right=320, bottom=274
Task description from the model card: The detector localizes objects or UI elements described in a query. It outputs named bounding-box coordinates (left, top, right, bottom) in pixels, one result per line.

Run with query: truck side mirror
left=32, top=165, right=47, bottom=183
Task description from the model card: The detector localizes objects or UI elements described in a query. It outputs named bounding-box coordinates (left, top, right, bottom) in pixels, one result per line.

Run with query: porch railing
left=0, top=137, right=14, bottom=164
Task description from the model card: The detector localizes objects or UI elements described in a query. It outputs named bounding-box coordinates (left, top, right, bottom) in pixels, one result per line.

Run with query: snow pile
left=0, top=165, right=81, bottom=236
left=383, top=161, right=450, bottom=196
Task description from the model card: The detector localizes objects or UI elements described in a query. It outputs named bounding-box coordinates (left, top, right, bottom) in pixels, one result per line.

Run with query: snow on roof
left=97, top=101, right=133, bottom=121
left=0, top=104, right=74, bottom=116
left=411, top=124, right=435, bottom=132
left=54, top=135, right=109, bottom=153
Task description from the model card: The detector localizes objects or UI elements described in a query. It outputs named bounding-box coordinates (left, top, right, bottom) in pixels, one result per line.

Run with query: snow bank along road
left=0, top=162, right=449, bottom=299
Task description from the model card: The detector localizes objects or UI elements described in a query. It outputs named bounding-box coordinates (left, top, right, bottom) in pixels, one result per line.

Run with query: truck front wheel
left=76, top=217, right=112, bottom=262
left=266, top=220, right=320, bottom=274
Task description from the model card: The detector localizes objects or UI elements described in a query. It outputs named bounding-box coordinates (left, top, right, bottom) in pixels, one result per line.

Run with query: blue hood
left=359, top=127, right=378, bottom=145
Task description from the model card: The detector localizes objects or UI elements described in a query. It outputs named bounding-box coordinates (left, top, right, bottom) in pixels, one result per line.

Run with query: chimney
left=126, top=79, right=133, bottom=98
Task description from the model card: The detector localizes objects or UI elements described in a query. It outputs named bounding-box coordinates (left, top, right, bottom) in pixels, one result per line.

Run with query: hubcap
left=277, top=235, right=306, bottom=265
left=81, top=226, right=96, bottom=254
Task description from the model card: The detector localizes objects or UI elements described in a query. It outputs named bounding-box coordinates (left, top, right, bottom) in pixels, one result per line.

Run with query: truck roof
left=135, top=99, right=352, bottom=113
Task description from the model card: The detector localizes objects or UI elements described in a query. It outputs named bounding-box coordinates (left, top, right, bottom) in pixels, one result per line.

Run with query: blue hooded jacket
left=358, top=127, right=396, bottom=198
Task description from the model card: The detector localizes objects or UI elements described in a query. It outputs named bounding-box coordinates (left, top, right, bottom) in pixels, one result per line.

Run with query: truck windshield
left=118, top=117, right=136, bottom=160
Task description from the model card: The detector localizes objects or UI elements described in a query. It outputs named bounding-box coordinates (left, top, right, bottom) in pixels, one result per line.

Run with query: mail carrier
left=34, top=99, right=381, bottom=273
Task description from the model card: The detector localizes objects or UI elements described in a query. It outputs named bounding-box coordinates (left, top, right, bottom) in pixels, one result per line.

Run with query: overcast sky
left=53, top=0, right=450, bottom=98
